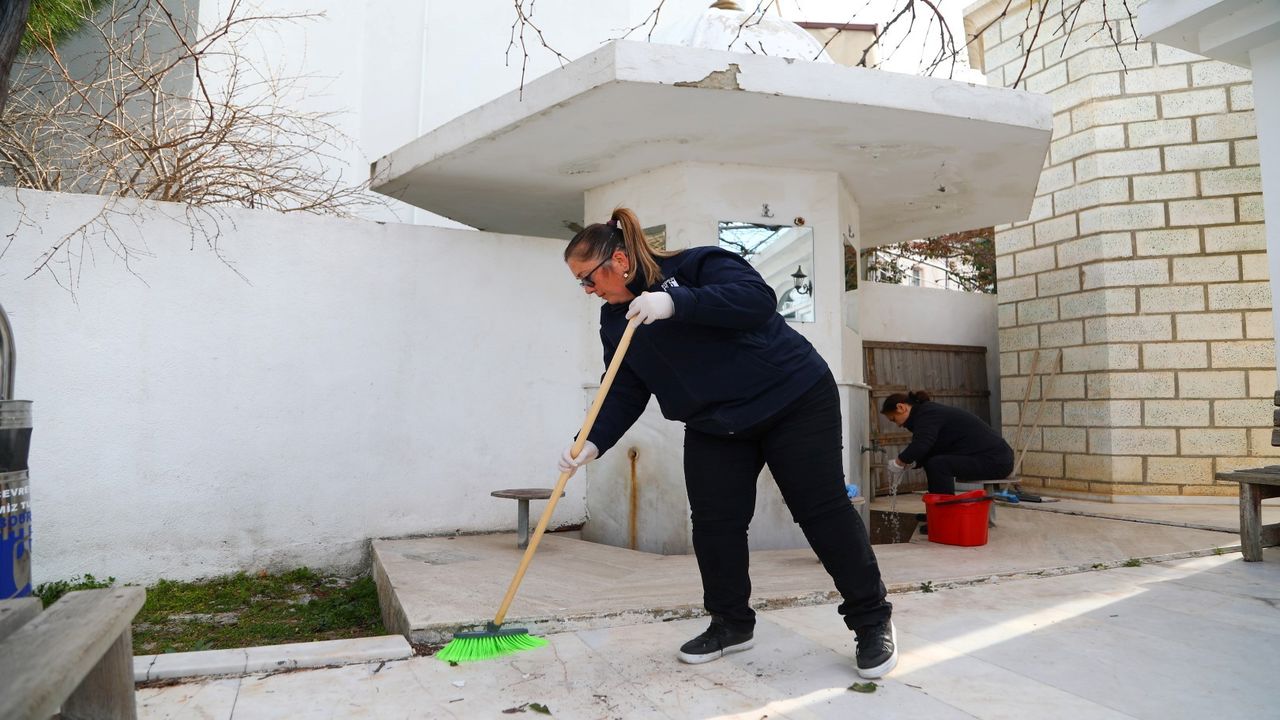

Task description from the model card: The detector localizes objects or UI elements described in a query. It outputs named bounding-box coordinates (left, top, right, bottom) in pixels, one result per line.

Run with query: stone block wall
left=965, top=0, right=1274, bottom=498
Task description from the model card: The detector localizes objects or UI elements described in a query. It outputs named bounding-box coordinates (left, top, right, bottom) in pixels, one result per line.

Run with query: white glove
left=886, top=458, right=907, bottom=476
left=558, top=441, right=599, bottom=477
left=626, top=291, right=675, bottom=325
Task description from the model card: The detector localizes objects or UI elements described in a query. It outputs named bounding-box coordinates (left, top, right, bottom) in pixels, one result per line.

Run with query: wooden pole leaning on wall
left=1013, top=348, right=1062, bottom=480
left=1010, top=349, right=1041, bottom=458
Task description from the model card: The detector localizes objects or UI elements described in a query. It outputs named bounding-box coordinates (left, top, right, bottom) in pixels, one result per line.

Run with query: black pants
left=922, top=450, right=1014, bottom=494
left=683, top=372, right=892, bottom=633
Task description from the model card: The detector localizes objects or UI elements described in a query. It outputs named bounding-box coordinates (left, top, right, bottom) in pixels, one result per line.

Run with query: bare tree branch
left=1010, top=0, right=1050, bottom=87
left=613, top=0, right=670, bottom=43
left=810, top=0, right=877, bottom=62
left=497, top=0, right=1142, bottom=94
left=1, top=0, right=381, bottom=290
left=506, top=0, right=569, bottom=100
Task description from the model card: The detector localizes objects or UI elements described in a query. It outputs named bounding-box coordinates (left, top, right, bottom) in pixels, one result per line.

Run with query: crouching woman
left=881, top=391, right=1013, bottom=494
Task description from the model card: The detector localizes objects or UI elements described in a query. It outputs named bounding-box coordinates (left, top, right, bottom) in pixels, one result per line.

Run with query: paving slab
left=138, top=548, right=1280, bottom=719
left=374, top=501, right=1236, bottom=642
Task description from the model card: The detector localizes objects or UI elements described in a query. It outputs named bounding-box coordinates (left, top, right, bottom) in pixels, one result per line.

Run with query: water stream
left=869, top=466, right=914, bottom=544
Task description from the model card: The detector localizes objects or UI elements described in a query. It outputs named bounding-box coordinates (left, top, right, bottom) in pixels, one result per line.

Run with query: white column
left=1251, top=39, right=1280, bottom=388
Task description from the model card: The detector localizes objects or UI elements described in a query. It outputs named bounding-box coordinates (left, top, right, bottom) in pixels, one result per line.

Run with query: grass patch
left=38, top=568, right=385, bottom=654
left=34, top=573, right=117, bottom=606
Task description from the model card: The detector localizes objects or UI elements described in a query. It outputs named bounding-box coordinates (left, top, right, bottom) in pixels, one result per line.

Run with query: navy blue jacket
left=586, top=246, right=828, bottom=456
left=898, top=401, right=1012, bottom=467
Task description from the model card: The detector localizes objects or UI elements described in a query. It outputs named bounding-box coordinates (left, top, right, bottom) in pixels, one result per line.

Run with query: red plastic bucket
left=922, top=490, right=991, bottom=547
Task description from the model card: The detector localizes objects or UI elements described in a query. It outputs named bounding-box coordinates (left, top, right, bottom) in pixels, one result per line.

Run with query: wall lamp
left=791, top=265, right=812, bottom=295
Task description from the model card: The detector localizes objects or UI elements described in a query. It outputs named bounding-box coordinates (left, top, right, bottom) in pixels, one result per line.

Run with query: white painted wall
left=1, top=189, right=585, bottom=584
left=857, top=282, right=1001, bottom=425
left=1251, top=40, right=1280, bottom=388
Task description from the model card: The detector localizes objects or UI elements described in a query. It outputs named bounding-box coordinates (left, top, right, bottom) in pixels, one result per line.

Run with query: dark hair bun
left=907, top=390, right=930, bottom=403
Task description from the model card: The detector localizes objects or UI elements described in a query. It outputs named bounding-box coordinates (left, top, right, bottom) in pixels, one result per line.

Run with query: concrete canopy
left=1138, top=0, right=1280, bottom=68
left=371, top=41, right=1052, bottom=246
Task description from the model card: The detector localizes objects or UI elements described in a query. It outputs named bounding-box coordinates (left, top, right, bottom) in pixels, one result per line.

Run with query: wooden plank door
left=864, top=341, right=991, bottom=495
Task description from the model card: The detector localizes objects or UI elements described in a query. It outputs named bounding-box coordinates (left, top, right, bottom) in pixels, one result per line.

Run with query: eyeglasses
left=577, top=256, right=611, bottom=288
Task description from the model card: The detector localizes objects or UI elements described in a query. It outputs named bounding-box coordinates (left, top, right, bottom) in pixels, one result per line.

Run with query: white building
left=2, top=2, right=1046, bottom=582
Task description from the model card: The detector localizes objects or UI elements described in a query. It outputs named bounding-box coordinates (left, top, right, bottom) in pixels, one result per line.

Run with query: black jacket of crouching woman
left=898, top=397, right=1014, bottom=494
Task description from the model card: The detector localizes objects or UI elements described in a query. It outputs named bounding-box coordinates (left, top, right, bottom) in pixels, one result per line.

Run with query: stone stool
left=954, top=476, right=1018, bottom=527
left=491, top=488, right=565, bottom=549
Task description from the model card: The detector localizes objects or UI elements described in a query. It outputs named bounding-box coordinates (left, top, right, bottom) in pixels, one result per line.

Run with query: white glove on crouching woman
left=886, top=458, right=908, bottom=476
left=626, top=291, right=674, bottom=325
left=558, top=441, right=599, bottom=478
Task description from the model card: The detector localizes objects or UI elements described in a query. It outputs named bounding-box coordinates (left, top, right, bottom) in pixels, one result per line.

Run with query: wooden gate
left=864, top=341, right=991, bottom=494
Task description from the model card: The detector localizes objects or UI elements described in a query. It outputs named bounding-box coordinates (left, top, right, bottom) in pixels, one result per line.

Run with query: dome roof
left=652, top=2, right=834, bottom=63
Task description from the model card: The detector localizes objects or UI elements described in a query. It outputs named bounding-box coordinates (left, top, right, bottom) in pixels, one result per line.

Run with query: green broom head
left=436, top=623, right=548, bottom=663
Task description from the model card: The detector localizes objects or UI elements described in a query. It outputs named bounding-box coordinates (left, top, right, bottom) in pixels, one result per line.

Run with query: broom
left=437, top=316, right=641, bottom=662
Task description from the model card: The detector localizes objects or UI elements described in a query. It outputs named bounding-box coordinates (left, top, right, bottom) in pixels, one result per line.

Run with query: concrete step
left=134, top=635, right=412, bottom=682
left=372, top=504, right=1235, bottom=644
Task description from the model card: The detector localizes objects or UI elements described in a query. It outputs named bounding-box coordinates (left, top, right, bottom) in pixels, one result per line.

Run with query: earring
left=623, top=271, right=629, bottom=278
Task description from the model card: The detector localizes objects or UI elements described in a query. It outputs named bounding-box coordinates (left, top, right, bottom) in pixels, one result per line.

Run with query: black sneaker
left=915, top=513, right=928, bottom=536
left=854, top=619, right=898, bottom=678
left=677, top=620, right=754, bottom=664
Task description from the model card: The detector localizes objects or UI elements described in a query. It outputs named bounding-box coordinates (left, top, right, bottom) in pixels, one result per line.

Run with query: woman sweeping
left=881, top=391, right=1014, bottom=495
left=558, top=208, right=897, bottom=679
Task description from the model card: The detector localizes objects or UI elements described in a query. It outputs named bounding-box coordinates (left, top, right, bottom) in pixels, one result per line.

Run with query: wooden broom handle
left=492, top=317, right=642, bottom=626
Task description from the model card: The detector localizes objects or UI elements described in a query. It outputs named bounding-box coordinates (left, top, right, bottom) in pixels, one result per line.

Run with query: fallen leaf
left=529, top=702, right=551, bottom=715
left=848, top=682, right=878, bottom=693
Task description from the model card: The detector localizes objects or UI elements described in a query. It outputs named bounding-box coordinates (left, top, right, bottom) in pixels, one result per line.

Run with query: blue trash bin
left=1, top=400, right=32, bottom=599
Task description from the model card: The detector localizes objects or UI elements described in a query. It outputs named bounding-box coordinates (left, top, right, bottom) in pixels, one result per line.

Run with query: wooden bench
left=1215, top=465, right=1280, bottom=562
left=0, top=587, right=146, bottom=719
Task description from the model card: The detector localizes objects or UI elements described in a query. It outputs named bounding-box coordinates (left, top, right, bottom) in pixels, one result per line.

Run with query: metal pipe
left=0, top=302, right=14, bottom=401
left=628, top=448, right=639, bottom=551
